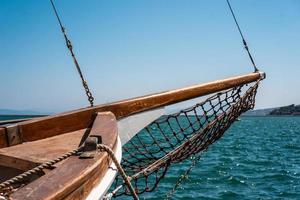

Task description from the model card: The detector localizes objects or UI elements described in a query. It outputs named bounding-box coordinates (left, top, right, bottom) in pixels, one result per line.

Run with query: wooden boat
left=0, top=72, right=264, bottom=200
left=0, top=0, right=267, bottom=198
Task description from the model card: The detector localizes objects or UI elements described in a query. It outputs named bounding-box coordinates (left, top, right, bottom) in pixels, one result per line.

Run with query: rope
left=97, top=144, right=139, bottom=200
left=0, top=144, right=139, bottom=200
left=165, top=156, right=200, bottom=200
left=226, top=0, right=259, bottom=72
left=49, top=0, right=95, bottom=107
left=112, top=81, right=260, bottom=197
left=0, top=147, right=82, bottom=191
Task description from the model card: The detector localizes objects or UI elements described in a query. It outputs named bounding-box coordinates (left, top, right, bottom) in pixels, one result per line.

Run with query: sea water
left=1, top=116, right=299, bottom=199
left=141, top=116, right=300, bottom=199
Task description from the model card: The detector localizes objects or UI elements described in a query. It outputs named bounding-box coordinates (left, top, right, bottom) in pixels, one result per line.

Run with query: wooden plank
left=8, top=72, right=264, bottom=144
left=0, top=129, right=86, bottom=166
left=10, top=112, right=118, bottom=200
left=62, top=156, right=110, bottom=200
left=0, top=166, right=24, bottom=183
left=0, top=154, right=38, bottom=171
left=0, top=128, right=8, bottom=148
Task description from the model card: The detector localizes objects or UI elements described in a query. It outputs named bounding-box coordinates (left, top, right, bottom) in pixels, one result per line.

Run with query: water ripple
left=144, top=117, right=300, bottom=199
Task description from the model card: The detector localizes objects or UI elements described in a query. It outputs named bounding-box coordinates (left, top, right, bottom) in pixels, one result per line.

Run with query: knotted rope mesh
left=111, top=81, right=259, bottom=197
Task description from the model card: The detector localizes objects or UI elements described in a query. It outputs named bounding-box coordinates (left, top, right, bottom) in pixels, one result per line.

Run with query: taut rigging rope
left=49, top=0, right=95, bottom=107
left=226, top=0, right=259, bottom=72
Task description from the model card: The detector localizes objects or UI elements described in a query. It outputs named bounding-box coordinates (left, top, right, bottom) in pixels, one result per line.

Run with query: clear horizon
left=1, top=0, right=299, bottom=113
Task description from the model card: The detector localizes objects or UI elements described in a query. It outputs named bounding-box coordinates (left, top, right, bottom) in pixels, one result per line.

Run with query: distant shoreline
left=0, top=115, right=47, bottom=125
left=242, top=115, right=300, bottom=117
left=244, top=104, right=300, bottom=117
left=0, top=114, right=47, bottom=117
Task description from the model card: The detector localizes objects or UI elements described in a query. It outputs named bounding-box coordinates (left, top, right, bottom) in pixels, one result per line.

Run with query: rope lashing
left=0, top=144, right=139, bottom=200
left=226, top=0, right=259, bottom=72
left=97, top=145, right=139, bottom=200
left=49, top=0, right=95, bottom=107
left=164, top=155, right=201, bottom=200
left=0, top=147, right=82, bottom=192
left=111, top=80, right=260, bottom=197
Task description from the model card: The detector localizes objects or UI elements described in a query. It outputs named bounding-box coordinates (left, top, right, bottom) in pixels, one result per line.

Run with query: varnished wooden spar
left=0, top=72, right=265, bottom=148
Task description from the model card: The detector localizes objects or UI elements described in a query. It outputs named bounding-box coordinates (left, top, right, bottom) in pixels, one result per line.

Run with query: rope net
left=111, top=80, right=260, bottom=197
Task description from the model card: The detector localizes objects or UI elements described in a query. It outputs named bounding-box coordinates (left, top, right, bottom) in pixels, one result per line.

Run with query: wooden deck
left=1, top=112, right=119, bottom=200
left=0, top=129, right=86, bottom=171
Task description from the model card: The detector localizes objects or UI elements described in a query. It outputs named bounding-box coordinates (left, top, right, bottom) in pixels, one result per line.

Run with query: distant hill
left=243, top=108, right=276, bottom=116
left=269, top=104, right=300, bottom=116
left=0, top=109, right=46, bottom=115
left=244, top=104, right=300, bottom=116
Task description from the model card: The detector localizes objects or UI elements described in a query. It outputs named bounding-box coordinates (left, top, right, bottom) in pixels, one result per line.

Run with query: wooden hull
left=0, top=112, right=120, bottom=200
left=85, top=136, right=122, bottom=200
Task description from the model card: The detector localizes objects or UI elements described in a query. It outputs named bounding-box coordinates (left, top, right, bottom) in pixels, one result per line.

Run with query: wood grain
left=0, top=129, right=86, bottom=165
left=0, top=128, right=7, bottom=148
left=2, top=72, right=263, bottom=147
left=10, top=112, right=118, bottom=200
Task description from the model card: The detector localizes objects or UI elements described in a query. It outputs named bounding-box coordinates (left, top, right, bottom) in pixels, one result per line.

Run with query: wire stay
left=50, top=0, right=95, bottom=107
left=226, top=0, right=259, bottom=72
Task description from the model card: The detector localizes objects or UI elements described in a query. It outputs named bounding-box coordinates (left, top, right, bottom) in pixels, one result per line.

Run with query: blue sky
left=0, top=0, right=299, bottom=113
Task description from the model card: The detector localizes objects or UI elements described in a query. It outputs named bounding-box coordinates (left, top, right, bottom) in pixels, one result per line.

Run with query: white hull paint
left=86, top=108, right=164, bottom=199
left=85, top=136, right=122, bottom=200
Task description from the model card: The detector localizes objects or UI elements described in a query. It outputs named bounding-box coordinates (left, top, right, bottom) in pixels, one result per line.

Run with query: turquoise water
left=139, top=116, right=300, bottom=199
left=2, top=116, right=299, bottom=199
